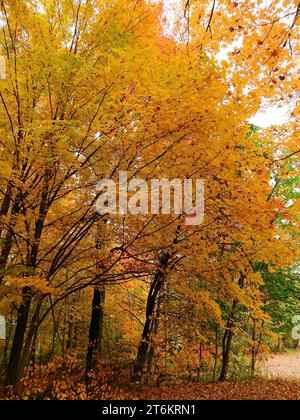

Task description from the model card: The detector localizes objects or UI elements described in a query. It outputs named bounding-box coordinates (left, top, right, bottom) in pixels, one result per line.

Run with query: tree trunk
left=66, top=294, right=79, bottom=352
left=219, top=327, right=233, bottom=381
left=85, top=287, right=105, bottom=381
left=28, top=333, right=37, bottom=376
left=196, top=342, right=203, bottom=382
left=212, top=325, right=219, bottom=382
left=5, top=287, right=32, bottom=387
left=251, top=319, right=256, bottom=376
left=277, top=335, right=282, bottom=352
left=219, top=300, right=237, bottom=382
left=17, top=302, right=42, bottom=382
left=0, top=192, right=22, bottom=281
left=219, top=274, right=245, bottom=381
left=131, top=251, right=171, bottom=383
left=0, top=179, right=13, bottom=219
left=98, top=289, right=105, bottom=358
left=146, top=295, right=161, bottom=382
left=66, top=321, right=73, bottom=351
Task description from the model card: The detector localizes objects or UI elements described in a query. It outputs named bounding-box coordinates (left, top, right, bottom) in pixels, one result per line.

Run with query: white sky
left=250, top=105, right=291, bottom=128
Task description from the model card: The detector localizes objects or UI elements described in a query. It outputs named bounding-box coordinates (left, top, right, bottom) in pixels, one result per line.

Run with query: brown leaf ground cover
left=128, top=379, right=300, bottom=400
left=127, top=353, right=300, bottom=400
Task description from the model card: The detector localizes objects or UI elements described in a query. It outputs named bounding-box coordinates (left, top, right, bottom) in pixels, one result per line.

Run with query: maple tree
left=0, top=0, right=299, bottom=400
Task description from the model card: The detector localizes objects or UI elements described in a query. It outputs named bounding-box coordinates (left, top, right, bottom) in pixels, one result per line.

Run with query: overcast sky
left=250, top=105, right=291, bottom=128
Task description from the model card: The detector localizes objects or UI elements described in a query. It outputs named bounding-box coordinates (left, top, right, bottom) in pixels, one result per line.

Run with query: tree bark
left=0, top=192, right=22, bottom=280
left=85, top=287, right=105, bottom=381
left=219, top=274, right=245, bottom=381
left=212, top=325, right=219, bottom=382
left=17, top=302, right=42, bottom=382
left=131, top=251, right=171, bottom=383
left=251, top=319, right=256, bottom=376
left=146, top=293, right=162, bottom=382
left=98, top=288, right=105, bottom=358
left=219, top=328, right=233, bottom=381
left=5, top=287, right=32, bottom=387
left=219, top=298, right=238, bottom=381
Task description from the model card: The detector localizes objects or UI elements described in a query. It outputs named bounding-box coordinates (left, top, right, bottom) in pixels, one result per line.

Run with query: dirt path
left=260, top=352, right=300, bottom=380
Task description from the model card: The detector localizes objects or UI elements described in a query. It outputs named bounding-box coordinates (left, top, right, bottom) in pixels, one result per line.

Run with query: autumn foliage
left=0, top=0, right=299, bottom=400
